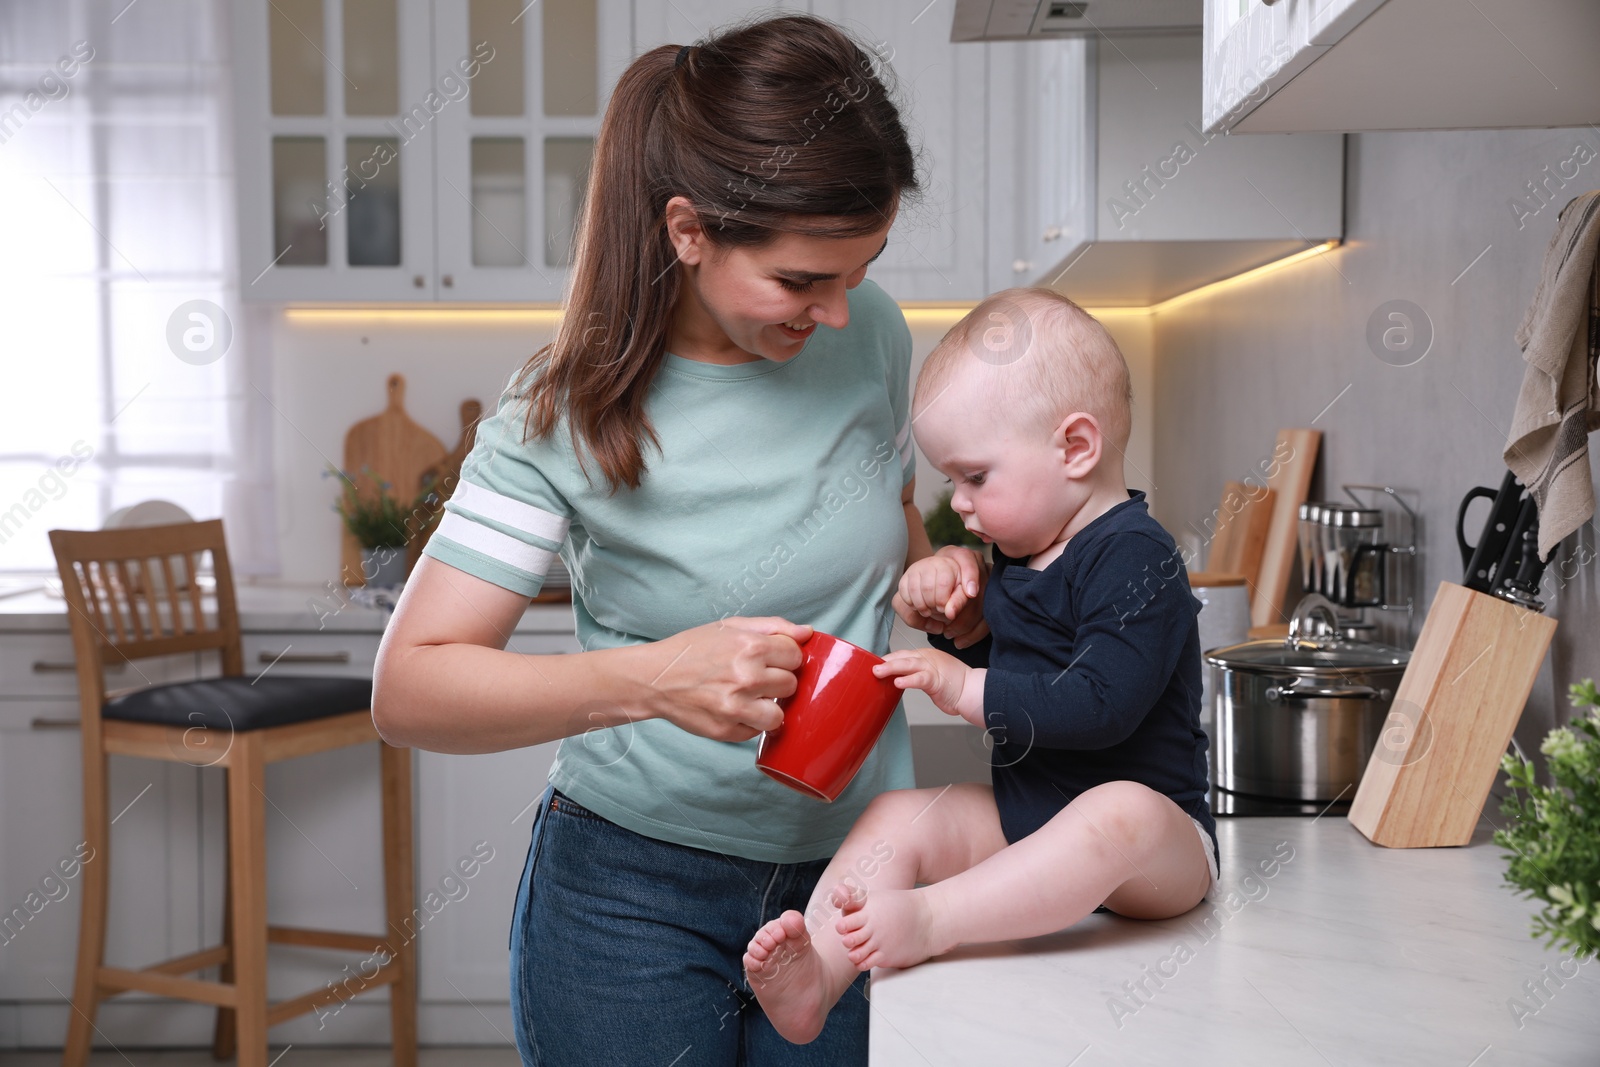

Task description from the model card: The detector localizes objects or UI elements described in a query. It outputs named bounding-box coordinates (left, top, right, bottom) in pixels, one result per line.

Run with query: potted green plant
left=1496, top=679, right=1600, bottom=961
left=325, top=465, right=437, bottom=588
left=923, top=488, right=983, bottom=550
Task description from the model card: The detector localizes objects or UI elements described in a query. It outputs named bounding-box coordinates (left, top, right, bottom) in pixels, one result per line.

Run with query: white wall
left=1149, top=124, right=1600, bottom=749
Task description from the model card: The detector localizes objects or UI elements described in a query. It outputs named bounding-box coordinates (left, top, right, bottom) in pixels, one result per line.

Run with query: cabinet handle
left=1012, top=259, right=1032, bottom=274
left=31, top=717, right=81, bottom=730
left=1043, top=226, right=1061, bottom=241
left=413, top=275, right=425, bottom=288
left=442, top=274, right=454, bottom=288
left=33, top=660, right=124, bottom=674
left=258, top=650, right=351, bottom=664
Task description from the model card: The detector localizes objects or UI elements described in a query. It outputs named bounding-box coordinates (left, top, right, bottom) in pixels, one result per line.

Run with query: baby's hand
left=873, top=649, right=985, bottom=728
left=893, top=547, right=985, bottom=637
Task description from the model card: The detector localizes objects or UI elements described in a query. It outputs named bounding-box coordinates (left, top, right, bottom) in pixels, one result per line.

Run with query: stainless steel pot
left=1206, top=596, right=1410, bottom=802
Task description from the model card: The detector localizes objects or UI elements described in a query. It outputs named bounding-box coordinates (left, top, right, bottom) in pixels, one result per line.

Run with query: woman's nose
left=808, top=287, right=849, bottom=330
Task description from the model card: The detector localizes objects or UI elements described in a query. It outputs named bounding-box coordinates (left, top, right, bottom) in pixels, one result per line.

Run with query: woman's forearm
left=373, top=637, right=676, bottom=754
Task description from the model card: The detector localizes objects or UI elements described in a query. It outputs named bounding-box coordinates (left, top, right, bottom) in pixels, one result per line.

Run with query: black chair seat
left=103, top=675, right=373, bottom=732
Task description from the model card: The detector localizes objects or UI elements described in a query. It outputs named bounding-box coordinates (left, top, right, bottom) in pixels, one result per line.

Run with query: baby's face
left=914, top=370, right=1086, bottom=561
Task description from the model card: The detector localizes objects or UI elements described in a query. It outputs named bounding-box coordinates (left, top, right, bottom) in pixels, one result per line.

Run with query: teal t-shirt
left=422, top=278, right=918, bottom=862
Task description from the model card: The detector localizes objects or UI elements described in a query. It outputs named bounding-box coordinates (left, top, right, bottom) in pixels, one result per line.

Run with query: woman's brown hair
left=515, top=14, right=920, bottom=491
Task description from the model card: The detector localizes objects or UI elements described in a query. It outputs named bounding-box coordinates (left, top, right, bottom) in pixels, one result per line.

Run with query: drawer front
left=239, top=632, right=382, bottom=679
left=0, top=632, right=173, bottom=698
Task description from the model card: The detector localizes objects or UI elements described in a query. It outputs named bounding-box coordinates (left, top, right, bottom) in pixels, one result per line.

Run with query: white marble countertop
left=0, top=579, right=576, bottom=634
left=868, top=816, right=1599, bottom=1067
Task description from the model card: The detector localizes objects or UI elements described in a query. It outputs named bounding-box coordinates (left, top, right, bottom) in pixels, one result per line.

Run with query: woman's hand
left=646, top=616, right=813, bottom=743
left=892, top=545, right=989, bottom=648
left=873, top=649, right=985, bottom=728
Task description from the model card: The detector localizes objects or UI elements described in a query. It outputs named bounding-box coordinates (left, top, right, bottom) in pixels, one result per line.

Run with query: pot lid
left=1205, top=636, right=1410, bottom=672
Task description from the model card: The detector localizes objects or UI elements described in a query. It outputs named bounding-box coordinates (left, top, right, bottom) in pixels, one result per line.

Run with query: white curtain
left=0, top=0, right=279, bottom=576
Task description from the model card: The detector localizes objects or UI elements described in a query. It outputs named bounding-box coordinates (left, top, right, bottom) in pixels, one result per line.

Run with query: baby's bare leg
left=837, top=780, right=1212, bottom=969
left=743, top=783, right=1007, bottom=1044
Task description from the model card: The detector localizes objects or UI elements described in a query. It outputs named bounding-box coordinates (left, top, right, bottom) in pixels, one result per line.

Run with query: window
left=0, top=0, right=278, bottom=575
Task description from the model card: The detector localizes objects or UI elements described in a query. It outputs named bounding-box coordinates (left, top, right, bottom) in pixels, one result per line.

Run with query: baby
left=743, top=287, right=1217, bottom=1044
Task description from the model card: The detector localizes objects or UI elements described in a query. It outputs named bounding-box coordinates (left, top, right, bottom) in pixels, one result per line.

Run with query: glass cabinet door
left=236, top=0, right=436, bottom=300
left=431, top=0, right=631, bottom=302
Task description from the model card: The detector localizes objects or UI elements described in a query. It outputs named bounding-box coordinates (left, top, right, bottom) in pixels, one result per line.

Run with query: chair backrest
left=48, top=520, right=244, bottom=714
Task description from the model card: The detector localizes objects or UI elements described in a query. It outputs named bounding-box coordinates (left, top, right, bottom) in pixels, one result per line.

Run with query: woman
left=373, top=14, right=983, bottom=1065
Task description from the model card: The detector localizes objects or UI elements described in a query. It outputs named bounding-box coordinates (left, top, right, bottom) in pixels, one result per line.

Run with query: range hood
left=953, top=0, right=1201, bottom=41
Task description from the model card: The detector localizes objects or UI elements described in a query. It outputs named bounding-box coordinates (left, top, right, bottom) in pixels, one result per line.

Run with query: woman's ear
left=664, top=195, right=706, bottom=267
left=1053, top=411, right=1103, bottom=479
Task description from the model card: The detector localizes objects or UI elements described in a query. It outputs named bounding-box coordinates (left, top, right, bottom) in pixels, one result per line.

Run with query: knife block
left=1344, top=579, right=1555, bottom=844
left=1348, top=581, right=1556, bottom=848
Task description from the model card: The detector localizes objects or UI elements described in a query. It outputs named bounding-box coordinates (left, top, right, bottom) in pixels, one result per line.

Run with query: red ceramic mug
left=756, top=631, right=903, bottom=802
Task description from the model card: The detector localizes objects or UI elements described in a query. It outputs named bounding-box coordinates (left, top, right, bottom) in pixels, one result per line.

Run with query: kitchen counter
left=868, top=816, right=1599, bottom=1066
left=0, top=580, right=575, bottom=634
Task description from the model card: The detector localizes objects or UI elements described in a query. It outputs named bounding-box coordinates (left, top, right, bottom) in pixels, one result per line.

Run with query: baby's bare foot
left=743, top=910, right=830, bottom=1045
left=835, top=883, right=942, bottom=971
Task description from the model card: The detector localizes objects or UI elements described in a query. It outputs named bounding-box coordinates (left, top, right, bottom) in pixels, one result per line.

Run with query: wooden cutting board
left=340, top=373, right=447, bottom=586
left=1348, top=582, right=1557, bottom=848
left=1252, top=428, right=1321, bottom=627
left=410, top=398, right=483, bottom=570
left=1208, top=481, right=1275, bottom=588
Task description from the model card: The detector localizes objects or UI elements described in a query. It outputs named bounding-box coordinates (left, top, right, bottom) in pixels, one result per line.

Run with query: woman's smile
left=776, top=320, right=817, bottom=341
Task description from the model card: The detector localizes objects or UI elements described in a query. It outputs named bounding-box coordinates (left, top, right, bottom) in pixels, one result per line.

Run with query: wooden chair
left=48, top=520, right=416, bottom=1067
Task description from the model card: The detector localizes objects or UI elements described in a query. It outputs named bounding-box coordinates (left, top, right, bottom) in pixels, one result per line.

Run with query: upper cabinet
left=1203, top=0, right=1600, bottom=135
left=807, top=1, right=990, bottom=303
left=237, top=0, right=992, bottom=303
left=992, top=32, right=1344, bottom=306
left=233, top=0, right=629, bottom=302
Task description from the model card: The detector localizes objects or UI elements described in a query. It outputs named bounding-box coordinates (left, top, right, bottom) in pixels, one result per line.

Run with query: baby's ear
left=1055, top=412, right=1103, bottom=475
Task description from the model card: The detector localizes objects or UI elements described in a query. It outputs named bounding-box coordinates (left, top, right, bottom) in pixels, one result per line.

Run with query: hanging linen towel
left=1504, top=189, right=1600, bottom=561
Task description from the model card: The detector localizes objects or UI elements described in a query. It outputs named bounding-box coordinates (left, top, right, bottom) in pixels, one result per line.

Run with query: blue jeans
left=510, top=784, right=870, bottom=1066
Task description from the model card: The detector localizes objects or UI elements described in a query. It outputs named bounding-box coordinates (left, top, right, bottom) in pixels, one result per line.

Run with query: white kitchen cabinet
left=412, top=634, right=577, bottom=1009
left=995, top=33, right=1343, bottom=307
left=0, top=643, right=206, bottom=1047
left=234, top=0, right=628, bottom=303
left=984, top=37, right=1091, bottom=297
left=808, top=2, right=990, bottom=303
left=430, top=0, right=633, bottom=301
left=1203, top=0, right=1600, bottom=135
left=233, top=0, right=439, bottom=301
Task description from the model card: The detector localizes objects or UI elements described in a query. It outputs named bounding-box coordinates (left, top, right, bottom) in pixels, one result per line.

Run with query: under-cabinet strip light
left=281, top=241, right=1341, bottom=324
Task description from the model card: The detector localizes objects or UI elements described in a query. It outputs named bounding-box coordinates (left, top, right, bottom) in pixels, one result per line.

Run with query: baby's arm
left=873, top=647, right=986, bottom=729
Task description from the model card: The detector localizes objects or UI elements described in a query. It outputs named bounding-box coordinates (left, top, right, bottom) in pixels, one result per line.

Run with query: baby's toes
left=776, top=910, right=808, bottom=939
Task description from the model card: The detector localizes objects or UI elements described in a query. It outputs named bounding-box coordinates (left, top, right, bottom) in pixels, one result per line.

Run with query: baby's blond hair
left=916, top=288, right=1132, bottom=452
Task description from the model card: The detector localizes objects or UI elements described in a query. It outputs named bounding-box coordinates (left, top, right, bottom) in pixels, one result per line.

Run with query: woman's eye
left=776, top=277, right=815, bottom=293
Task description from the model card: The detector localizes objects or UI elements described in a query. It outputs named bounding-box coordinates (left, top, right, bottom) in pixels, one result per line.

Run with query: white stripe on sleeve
left=451, top=481, right=570, bottom=544
left=435, top=511, right=558, bottom=579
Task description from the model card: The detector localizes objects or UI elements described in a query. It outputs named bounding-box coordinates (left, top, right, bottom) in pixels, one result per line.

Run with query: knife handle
left=1462, top=471, right=1524, bottom=593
